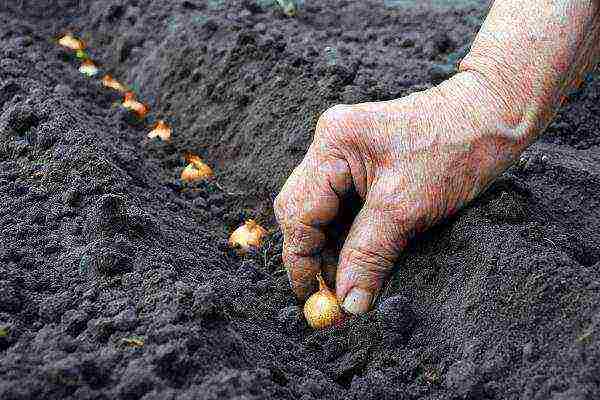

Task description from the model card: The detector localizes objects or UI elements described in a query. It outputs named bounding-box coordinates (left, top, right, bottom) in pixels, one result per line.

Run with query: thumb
left=336, top=206, right=407, bottom=315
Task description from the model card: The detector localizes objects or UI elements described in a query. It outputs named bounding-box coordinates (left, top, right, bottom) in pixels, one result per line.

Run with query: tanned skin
left=274, top=0, right=600, bottom=315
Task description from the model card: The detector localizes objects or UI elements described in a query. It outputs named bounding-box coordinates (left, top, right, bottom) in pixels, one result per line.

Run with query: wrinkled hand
left=274, top=71, right=521, bottom=315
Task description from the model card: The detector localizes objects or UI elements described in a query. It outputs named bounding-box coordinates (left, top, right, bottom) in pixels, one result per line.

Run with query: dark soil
left=1, top=1, right=600, bottom=399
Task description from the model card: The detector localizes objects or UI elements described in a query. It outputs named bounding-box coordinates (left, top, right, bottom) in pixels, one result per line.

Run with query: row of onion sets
left=58, top=32, right=343, bottom=330
left=56, top=33, right=268, bottom=255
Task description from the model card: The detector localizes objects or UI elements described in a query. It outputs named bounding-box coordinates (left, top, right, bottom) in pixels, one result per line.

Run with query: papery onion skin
left=102, top=75, right=127, bottom=92
left=148, top=120, right=171, bottom=141
left=180, top=160, right=213, bottom=183
left=303, top=274, right=344, bottom=329
left=122, top=92, right=149, bottom=118
left=79, top=60, right=99, bottom=77
left=58, top=33, right=85, bottom=51
left=228, top=220, right=267, bottom=252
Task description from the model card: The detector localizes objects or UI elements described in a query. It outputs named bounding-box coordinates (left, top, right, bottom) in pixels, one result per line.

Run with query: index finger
left=274, top=149, right=351, bottom=301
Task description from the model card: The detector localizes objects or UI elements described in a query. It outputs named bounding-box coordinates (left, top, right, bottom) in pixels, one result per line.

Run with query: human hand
left=274, top=71, right=524, bottom=315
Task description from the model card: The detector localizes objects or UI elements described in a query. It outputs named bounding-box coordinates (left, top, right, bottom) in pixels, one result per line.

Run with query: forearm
left=458, top=0, right=600, bottom=151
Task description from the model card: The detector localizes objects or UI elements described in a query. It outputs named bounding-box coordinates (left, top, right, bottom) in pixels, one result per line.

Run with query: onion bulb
left=303, top=273, right=344, bottom=329
left=147, top=120, right=171, bottom=142
left=180, top=152, right=213, bottom=183
left=102, top=75, right=127, bottom=92
left=122, top=92, right=149, bottom=118
left=58, top=33, right=85, bottom=51
left=79, top=59, right=99, bottom=77
left=228, top=220, right=267, bottom=253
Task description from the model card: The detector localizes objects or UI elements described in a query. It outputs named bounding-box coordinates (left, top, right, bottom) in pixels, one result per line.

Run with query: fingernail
left=342, top=288, right=373, bottom=315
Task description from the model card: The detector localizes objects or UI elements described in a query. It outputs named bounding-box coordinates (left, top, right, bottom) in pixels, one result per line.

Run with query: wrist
left=435, top=70, right=536, bottom=155
left=427, top=70, right=531, bottom=200
left=453, top=0, right=600, bottom=152
left=457, top=55, right=555, bottom=150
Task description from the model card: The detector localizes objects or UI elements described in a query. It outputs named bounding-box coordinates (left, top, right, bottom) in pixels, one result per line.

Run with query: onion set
left=228, top=220, right=267, bottom=253
left=58, top=33, right=85, bottom=51
left=147, top=120, right=171, bottom=142
left=122, top=92, right=149, bottom=118
left=181, top=152, right=214, bottom=183
left=303, top=273, right=344, bottom=329
left=102, top=74, right=127, bottom=92
left=79, top=59, right=99, bottom=77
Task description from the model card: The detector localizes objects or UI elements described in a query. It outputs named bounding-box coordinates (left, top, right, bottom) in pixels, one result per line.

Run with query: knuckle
left=342, top=246, right=395, bottom=279
left=284, top=222, right=324, bottom=257
left=281, top=253, right=319, bottom=299
left=316, top=104, right=352, bottom=137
